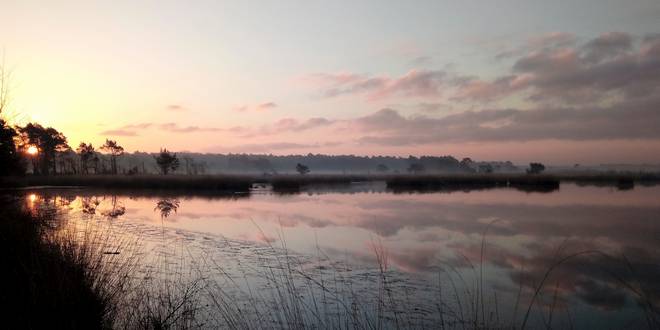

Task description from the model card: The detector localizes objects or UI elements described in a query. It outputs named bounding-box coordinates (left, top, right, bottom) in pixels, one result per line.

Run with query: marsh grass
left=192, top=224, right=660, bottom=329
left=1, top=175, right=254, bottom=192
left=385, top=174, right=561, bottom=193
left=2, top=172, right=659, bottom=194
left=0, top=196, right=122, bottom=329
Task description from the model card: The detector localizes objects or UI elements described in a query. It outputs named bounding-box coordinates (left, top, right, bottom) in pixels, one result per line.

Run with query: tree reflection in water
left=154, top=199, right=180, bottom=219
left=80, top=197, right=101, bottom=215
left=101, top=196, right=126, bottom=219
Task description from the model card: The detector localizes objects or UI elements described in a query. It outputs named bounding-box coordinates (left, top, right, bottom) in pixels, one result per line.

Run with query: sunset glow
left=2, top=1, right=660, bottom=164
left=26, top=146, right=38, bottom=155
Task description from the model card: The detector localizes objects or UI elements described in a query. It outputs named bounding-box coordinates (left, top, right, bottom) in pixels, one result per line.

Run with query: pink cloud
left=99, top=129, right=138, bottom=137
left=234, top=102, right=278, bottom=112
left=452, top=74, right=534, bottom=102
left=233, top=105, right=249, bottom=112
left=305, top=69, right=447, bottom=101
left=256, top=102, right=277, bottom=110
left=166, top=104, right=187, bottom=112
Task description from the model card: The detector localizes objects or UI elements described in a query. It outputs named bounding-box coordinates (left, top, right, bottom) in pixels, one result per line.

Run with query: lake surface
left=19, top=182, right=660, bottom=328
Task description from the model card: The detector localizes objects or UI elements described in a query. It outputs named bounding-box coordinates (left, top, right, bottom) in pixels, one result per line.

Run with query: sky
left=2, top=0, right=660, bottom=165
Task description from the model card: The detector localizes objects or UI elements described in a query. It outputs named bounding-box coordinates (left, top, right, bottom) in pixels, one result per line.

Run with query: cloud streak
left=458, top=32, right=660, bottom=104
left=306, top=70, right=447, bottom=100
left=243, top=117, right=337, bottom=137
left=234, top=101, right=278, bottom=112
left=98, top=129, right=139, bottom=137
left=158, top=123, right=224, bottom=133
left=99, top=123, right=152, bottom=136
left=211, top=141, right=342, bottom=153
left=166, top=104, right=187, bottom=112
left=99, top=122, right=238, bottom=136
left=353, top=95, right=660, bottom=145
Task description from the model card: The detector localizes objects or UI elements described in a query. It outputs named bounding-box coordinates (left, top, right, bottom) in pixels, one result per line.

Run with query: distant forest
left=1, top=117, right=520, bottom=176
left=0, top=118, right=521, bottom=176
left=105, top=152, right=520, bottom=175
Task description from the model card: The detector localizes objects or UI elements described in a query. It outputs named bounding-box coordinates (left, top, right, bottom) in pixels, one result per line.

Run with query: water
left=18, top=182, right=660, bottom=328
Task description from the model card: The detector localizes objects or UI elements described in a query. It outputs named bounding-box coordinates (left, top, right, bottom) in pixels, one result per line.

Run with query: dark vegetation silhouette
left=0, top=119, right=25, bottom=175
left=16, top=123, right=69, bottom=175
left=155, top=148, right=180, bottom=175
left=295, top=163, right=310, bottom=175
left=101, top=139, right=124, bottom=175
left=386, top=174, right=561, bottom=193
left=76, top=142, right=98, bottom=174
left=460, top=157, right=473, bottom=168
left=0, top=197, right=110, bottom=328
left=527, top=162, right=546, bottom=174
left=154, top=198, right=180, bottom=219
left=0, top=195, right=202, bottom=329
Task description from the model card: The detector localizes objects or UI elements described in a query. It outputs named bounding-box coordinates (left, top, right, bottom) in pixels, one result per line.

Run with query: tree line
left=0, top=120, right=182, bottom=176
left=1, top=121, right=543, bottom=177
left=1, top=120, right=546, bottom=177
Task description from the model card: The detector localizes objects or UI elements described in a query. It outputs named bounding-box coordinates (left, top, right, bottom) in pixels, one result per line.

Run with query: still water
left=22, top=183, right=660, bottom=328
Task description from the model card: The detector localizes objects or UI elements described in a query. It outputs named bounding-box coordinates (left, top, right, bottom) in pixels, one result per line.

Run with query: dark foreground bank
left=0, top=195, right=204, bottom=329
left=0, top=196, right=110, bottom=329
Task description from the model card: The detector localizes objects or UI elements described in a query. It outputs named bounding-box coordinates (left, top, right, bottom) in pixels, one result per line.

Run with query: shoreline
left=2, top=173, right=658, bottom=194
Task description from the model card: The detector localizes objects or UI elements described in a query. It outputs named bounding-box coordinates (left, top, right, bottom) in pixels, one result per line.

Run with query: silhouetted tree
left=527, top=162, right=545, bottom=174
left=459, top=157, right=476, bottom=173
left=100, top=139, right=124, bottom=174
left=76, top=142, right=96, bottom=174
left=0, top=119, right=25, bottom=175
left=295, top=163, right=310, bottom=175
left=155, top=148, right=179, bottom=175
left=407, top=163, right=425, bottom=174
left=17, top=123, right=69, bottom=175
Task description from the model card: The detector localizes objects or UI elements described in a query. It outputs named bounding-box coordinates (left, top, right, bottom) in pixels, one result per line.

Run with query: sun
left=27, top=146, right=39, bottom=155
